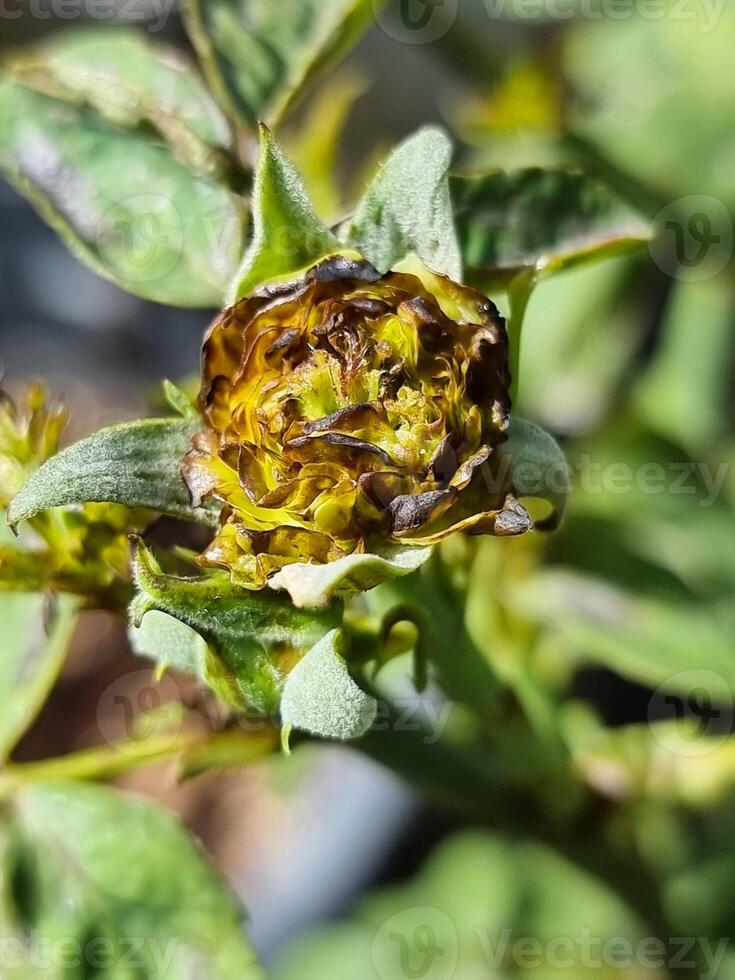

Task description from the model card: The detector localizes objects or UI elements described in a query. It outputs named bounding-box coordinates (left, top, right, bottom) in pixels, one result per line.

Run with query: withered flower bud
left=185, top=255, right=531, bottom=588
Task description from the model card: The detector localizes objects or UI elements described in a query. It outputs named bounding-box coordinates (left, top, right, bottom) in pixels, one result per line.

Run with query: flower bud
left=185, top=255, right=531, bottom=588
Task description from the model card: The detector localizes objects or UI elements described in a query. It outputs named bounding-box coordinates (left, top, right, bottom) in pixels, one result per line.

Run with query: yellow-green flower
left=185, top=255, right=531, bottom=589
left=1, top=384, right=135, bottom=603
left=0, top=382, right=67, bottom=509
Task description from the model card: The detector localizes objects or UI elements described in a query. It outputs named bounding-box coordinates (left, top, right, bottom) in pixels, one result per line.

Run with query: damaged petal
left=187, top=253, right=528, bottom=589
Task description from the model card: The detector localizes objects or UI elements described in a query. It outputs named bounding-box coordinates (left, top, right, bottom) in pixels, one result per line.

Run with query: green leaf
left=518, top=569, right=735, bottom=700
left=635, top=277, right=734, bottom=452
left=11, top=28, right=232, bottom=171
left=130, top=540, right=338, bottom=713
left=228, top=126, right=339, bottom=302
left=162, top=379, right=199, bottom=421
left=344, top=126, right=463, bottom=279
left=499, top=417, right=571, bottom=530
left=129, top=610, right=210, bottom=680
left=280, top=629, right=377, bottom=741
left=566, top=713, right=735, bottom=808
left=513, top=255, right=639, bottom=429
left=283, top=70, right=368, bottom=219
left=0, top=592, right=78, bottom=761
left=565, top=8, right=735, bottom=209
left=2, top=781, right=264, bottom=978
left=451, top=168, right=650, bottom=290
left=0, top=33, right=247, bottom=307
left=268, top=544, right=433, bottom=610
left=7, top=416, right=217, bottom=529
left=184, top=0, right=384, bottom=129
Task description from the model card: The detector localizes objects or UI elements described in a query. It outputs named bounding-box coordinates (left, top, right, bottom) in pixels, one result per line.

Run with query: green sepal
left=129, top=610, right=210, bottom=680
left=500, top=417, right=572, bottom=531
left=280, top=629, right=377, bottom=741
left=344, top=126, right=463, bottom=280
left=268, top=544, right=434, bottom=609
left=227, top=126, right=339, bottom=302
left=130, top=539, right=339, bottom=714
left=162, top=379, right=199, bottom=421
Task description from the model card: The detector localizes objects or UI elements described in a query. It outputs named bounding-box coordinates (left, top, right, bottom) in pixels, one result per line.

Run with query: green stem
left=0, top=734, right=198, bottom=800
left=368, top=553, right=502, bottom=716
left=0, top=727, right=276, bottom=800
left=507, top=269, right=536, bottom=405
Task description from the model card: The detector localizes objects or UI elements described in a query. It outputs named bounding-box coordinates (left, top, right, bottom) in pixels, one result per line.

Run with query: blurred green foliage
left=0, top=0, right=734, bottom=975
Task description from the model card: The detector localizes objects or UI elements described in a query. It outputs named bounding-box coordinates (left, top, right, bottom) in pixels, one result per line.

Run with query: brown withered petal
left=184, top=254, right=529, bottom=588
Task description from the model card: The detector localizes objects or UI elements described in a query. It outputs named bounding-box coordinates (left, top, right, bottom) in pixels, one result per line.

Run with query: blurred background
left=2, top=0, right=735, bottom=975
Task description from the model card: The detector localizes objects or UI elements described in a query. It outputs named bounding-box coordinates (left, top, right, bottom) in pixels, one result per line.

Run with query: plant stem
left=0, top=727, right=276, bottom=800
left=507, top=269, right=536, bottom=405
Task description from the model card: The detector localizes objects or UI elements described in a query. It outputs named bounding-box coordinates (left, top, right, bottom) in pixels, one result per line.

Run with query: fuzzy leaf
left=499, top=417, right=571, bottom=530
left=280, top=629, right=377, bottom=741
left=451, top=168, right=649, bottom=289
left=228, top=126, right=339, bottom=302
left=10, top=28, right=232, bottom=168
left=2, top=782, right=264, bottom=978
left=7, top=417, right=216, bottom=530
left=0, top=592, right=79, bottom=761
left=268, top=544, right=434, bottom=610
left=0, top=31, right=246, bottom=308
left=185, top=0, right=384, bottom=128
left=129, top=610, right=210, bottom=680
left=130, top=540, right=338, bottom=713
left=345, top=126, right=463, bottom=279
